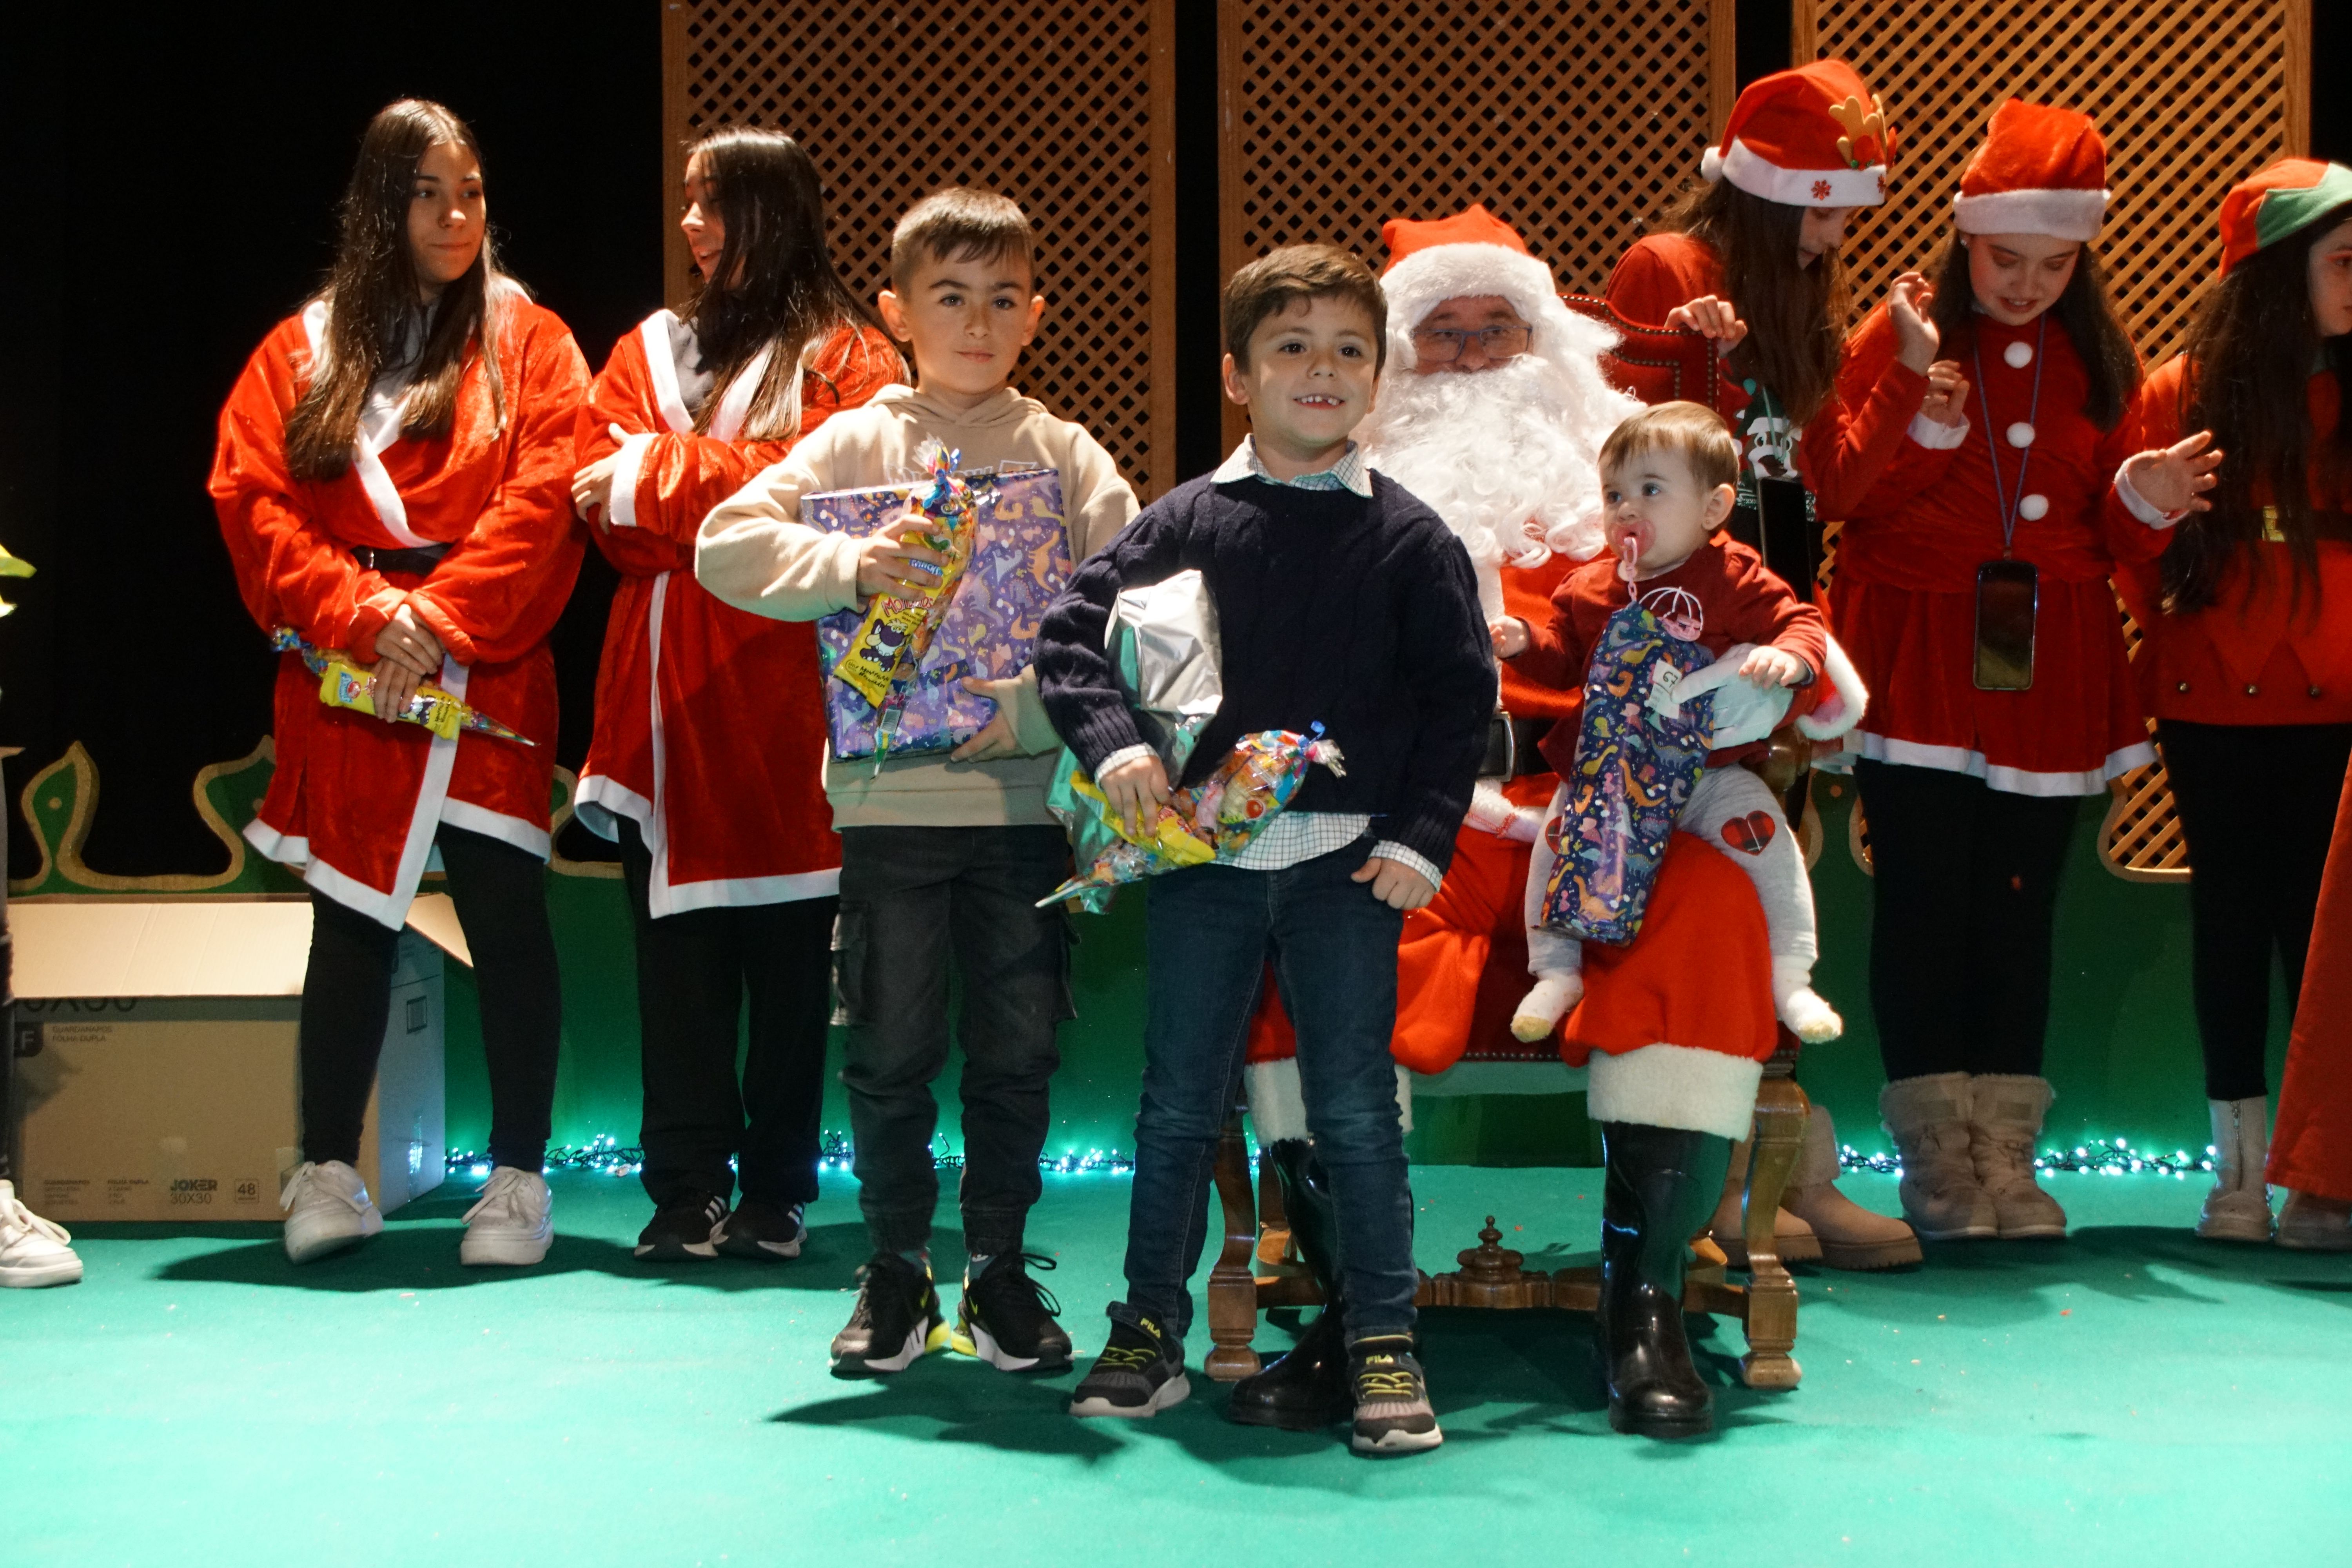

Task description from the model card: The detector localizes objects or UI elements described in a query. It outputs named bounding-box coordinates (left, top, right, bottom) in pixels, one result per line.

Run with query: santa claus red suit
left=214, top=288, right=588, bottom=925
left=1834, top=102, right=2151, bottom=1244
left=2106, top=158, right=2352, bottom=1246
left=573, top=314, right=899, bottom=912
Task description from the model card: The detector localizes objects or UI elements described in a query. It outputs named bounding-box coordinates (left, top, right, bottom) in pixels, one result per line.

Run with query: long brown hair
left=285, top=100, right=511, bottom=482
left=2161, top=201, right=2352, bottom=615
left=1924, top=235, right=2141, bottom=430
left=1655, top=179, right=1848, bottom=426
left=682, top=128, right=889, bottom=439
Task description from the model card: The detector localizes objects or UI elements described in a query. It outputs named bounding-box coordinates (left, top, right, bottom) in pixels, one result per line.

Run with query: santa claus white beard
left=1360, top=356, right=1608, bottom=615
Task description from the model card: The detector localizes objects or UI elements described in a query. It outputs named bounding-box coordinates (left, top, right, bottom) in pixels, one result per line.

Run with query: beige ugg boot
left=1967, top=1074, right=2067, bottom=1239
left=1780, top=1105, right=1922, bottom=1269
left=1706, top=1136, right=1819, bottom=1267
left=2278, top=1192, right=2352, bottom=1251
left=1879, top=1073, right=1997, bottom=1241
left=2196, top=1096, right=2274, bottom=1243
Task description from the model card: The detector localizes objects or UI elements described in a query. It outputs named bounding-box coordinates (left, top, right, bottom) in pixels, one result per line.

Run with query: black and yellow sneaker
left=951, top=1252, right=1073, bottom=1373
left=1347, top=1335, right=1442, bottom=1455
left=829, top=1252, right=950, bottom=1377
left=1068, top=1316, right=1189, bottom=1417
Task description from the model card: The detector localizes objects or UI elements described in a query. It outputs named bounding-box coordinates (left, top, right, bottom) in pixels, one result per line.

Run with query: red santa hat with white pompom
left=1951, top=100, right=2110, bottom=240
left=1702, top=60, right=1895, bottom=208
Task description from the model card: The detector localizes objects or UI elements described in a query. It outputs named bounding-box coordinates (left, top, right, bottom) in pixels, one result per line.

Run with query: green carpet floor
left=6, top=1165, right=2349, bottom=1566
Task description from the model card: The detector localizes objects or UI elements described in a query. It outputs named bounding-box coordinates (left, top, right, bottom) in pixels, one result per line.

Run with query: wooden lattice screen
left=1218, top=0, right=1735, bottom=445
left=658, top=1, right=1178, bottom=499
left=1797, top=0, right=2312, bottom=882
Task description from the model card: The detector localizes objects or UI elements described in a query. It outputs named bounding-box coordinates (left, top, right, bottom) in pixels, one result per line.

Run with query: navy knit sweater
left=1036, top=470, right=1494, bottom=874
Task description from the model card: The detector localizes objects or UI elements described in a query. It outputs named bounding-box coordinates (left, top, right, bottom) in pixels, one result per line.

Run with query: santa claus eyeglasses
left=1409, top=324, right=1532, bottom=364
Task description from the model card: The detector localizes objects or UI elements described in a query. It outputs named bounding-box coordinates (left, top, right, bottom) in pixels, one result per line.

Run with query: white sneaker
left=0, top=1180, right=83, bottom=1287
left=281, top=1160, right=385, bottom=1264
left=460, top=1167, right=553, bottom=1266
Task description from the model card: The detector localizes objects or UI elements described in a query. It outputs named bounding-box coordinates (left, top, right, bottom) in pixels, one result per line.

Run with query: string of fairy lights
left=445, top=1133, right=2219, bottom=1182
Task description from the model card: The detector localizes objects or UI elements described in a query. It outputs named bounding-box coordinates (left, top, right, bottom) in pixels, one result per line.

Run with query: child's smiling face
left=1600, top=445, right=1735, bottom=581
left=878, top=246, right=1045, bottom=405
left=1222, top=293, right=1381, bottom=472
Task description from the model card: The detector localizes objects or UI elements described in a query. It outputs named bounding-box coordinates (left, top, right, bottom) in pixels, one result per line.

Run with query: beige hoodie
left=696, top=383, right=1139, bottom=829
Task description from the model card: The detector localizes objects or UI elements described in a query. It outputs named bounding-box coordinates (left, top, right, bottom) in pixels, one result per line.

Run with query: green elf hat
left=2218, top=157, right=2352, bottom=276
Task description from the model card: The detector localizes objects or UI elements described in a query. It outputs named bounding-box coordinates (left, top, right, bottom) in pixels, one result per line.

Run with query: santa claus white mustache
left=1359, top=354, right=1610, bottom=574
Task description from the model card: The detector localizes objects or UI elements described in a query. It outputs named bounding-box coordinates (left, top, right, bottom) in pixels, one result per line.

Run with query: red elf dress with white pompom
left=572, top=313, right=900, bottom=915
left=210, top=290, right=589, bottom=929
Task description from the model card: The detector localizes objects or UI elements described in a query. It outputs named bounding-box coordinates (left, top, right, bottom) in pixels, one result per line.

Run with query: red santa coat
left=2271, top=751, right=2352, bottom=1201
left=1824, top=305, right=2154, bottom=793
left=1604, top=232, right=1928, bottom=517
left=211, top=294, right=588, bottom=928
left=2107, top=360, right=2352, bottom=725
left=573, top=314, right=900, bottom=915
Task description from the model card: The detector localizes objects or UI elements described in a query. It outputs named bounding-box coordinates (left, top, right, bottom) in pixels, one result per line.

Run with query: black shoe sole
left=1606, top=1400, right=1713, bottom=1439
left=1224, top=1397, right=1349, bottom=1432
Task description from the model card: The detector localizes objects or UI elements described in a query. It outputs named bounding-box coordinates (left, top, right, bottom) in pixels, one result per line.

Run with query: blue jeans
left=1110, top=838, right=1417, bottom=1347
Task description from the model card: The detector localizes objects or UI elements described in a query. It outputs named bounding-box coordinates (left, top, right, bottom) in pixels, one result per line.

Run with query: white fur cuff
left=1246, top=1056, right=1414, bottom=1143
left=1907, top=412, right=1970, bottom=450
left=1585, top=1044, right=1764, bottom=1140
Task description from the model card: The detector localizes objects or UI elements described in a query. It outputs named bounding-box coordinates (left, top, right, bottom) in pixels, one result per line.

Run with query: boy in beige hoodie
left=697, top=189, right=1138, bottom=1381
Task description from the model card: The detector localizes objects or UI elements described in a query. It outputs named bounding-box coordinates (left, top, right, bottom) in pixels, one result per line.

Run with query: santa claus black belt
left=1479, top=714, right=1553, bottom=780
left=352, top=542, right=451, bottom=575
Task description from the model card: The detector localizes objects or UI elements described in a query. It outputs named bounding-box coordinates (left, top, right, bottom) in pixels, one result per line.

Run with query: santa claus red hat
left=1378, top=204, right=1617, bottom=371
left=1951, top=100, right=2109, bottom=241
left=1702, top=60, right=1894, bottom=208
left=2217, top=157, right=2352, bottom=276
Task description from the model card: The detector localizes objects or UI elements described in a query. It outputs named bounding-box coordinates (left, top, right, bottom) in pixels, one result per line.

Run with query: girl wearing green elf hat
left=2110, top=156, right=2352, bottom=1250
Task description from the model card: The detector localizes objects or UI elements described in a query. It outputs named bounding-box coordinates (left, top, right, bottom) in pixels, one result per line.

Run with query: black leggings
left=2159, top=719, right=2352, bottom=1101
left=615, top=819, right=837, bottom=1209
left=299, top=824, right=561, bottom=1172
left=1855, top=760, right=2082, bottom=1082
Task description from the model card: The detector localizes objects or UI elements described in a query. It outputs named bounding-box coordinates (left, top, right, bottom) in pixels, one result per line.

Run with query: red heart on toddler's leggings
left=1720, top=811, right=1777, bottom=856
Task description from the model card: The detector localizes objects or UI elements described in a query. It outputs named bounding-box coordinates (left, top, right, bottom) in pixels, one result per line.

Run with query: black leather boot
left=1597, top=1121, right=1732, bottom=1438
left=1225, top=1140, right=1352, bottom=1430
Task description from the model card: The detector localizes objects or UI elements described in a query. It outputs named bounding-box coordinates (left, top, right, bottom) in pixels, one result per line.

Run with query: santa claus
left=1229, top=208, right=1909, bottom=1441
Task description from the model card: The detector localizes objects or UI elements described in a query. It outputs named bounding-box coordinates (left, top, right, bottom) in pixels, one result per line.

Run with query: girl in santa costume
left=1605, top=60, right=1929, bottom=1270
left=2106, top=158, right=2352, bottom=1247
left=569, top=131, right=900, bottom=1264
left=1829, top=101, right=2150, bottom=1242
left=210, top=100, right=589, bottom=1267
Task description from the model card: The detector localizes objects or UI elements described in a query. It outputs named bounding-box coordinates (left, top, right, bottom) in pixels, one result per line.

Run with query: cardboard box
left=9, top=898, right=458, bottom=1221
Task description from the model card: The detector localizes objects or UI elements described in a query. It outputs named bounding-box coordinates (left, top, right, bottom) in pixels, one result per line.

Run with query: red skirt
left=1829, top=574, right=2153, bottom=795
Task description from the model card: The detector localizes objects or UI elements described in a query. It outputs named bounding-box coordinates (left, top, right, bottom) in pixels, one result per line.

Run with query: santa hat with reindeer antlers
left=1702, top=59, right=1896, bottom=209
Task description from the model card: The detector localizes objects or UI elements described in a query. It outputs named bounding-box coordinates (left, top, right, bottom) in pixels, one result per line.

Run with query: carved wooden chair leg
left=1255, top=1131, right=1294, bottom=1269
left=1204, top=1113, right=1264, bottom=1381
left=1739, top=1071, right=1808, bottom=1389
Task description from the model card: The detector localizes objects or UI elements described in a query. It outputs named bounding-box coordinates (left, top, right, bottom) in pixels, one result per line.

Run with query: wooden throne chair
left=1200, top=304, right=1813, bottom=1394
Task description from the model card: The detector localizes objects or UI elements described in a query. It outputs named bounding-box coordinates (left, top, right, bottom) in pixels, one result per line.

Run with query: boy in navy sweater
left=1038, top=246, right=1492, bottom=1455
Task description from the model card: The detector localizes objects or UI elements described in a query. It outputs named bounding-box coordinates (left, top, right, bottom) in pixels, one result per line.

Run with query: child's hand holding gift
left=1098, top=749, right=1174, bottom=838
left=951, top=675, right=1025, bottom=762
left=1738, top=645, right=1811, bottom=689
left=854, top=497, right=948, bottom=597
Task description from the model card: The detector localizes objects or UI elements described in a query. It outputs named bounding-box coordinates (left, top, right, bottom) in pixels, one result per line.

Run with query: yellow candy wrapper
left=271, top=628, right=534, bottom=745
left=831, top=451, right=978, bottom=710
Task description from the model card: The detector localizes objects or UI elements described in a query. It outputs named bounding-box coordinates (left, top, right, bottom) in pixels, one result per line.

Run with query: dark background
left=0, top=2, right=2342, bottom=877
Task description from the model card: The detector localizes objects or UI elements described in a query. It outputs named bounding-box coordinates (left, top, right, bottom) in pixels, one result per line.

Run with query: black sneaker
left=830, top=1252, right=948, bottom=1377
left=1068, top=1316, right=1189, bottom=1418
left=635, top=1193, right=727, bottom=1260
left=1347, top=1335, right=1442, bottom=1455
left=952, top=1252, right=1073, bottom=1372
left=715, top=1197, right=807, bottom=1260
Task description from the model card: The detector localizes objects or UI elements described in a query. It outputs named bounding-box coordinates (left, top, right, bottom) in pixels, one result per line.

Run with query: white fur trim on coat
left=1585, top=1044, right=1764, bottom=1140
left=1381, top=241, right=1620, bottom=373
left=1795, top=632, right=1868, bottom=741
left=1952, top=188, right=2109, bottom=242
left=1246, top=1057, right=1414, bottom=1144
left=1708, top=138, right=1889, bottom=207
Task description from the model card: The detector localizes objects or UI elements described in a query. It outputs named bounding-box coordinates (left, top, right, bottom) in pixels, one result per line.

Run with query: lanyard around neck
left=1969, top=314, right=2048, bottom=558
